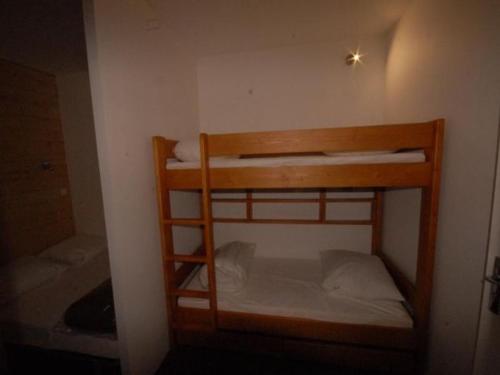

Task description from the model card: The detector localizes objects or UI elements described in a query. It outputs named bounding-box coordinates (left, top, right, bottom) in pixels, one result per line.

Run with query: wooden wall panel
left=0, top=60, right=74, bottom=265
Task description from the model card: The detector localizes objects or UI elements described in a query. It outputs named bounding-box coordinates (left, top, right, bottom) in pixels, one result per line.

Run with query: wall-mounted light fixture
left=346, top=50, right=362, bottom=66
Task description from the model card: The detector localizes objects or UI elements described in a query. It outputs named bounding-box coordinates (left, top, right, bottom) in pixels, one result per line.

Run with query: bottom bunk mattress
left=0, top=243, right=118, bottom=359
left=178, top=257, right=413, bottom=328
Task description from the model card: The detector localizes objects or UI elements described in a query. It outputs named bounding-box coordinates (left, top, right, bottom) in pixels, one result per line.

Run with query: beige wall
left=381, top=189, right=420, bottom=283
left=198, top=37, right=387, bottom=133
left=57, top=71, right=106, bottom=236
left=383, top=0, right=500, bottom=373
left=83, top=1, right=199, bottom=373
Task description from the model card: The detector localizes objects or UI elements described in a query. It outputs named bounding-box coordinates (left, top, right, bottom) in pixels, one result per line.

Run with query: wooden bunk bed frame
left=153, top=119, right=444, bottom=373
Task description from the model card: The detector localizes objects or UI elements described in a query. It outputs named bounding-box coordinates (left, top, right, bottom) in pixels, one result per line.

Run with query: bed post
left=153, top=136, right=178, bottom=347
left=200, top=134, right=218, bottom=329
left=415, top=119, right=444, bottom=366
left=371, top=190, right=384, bottom=255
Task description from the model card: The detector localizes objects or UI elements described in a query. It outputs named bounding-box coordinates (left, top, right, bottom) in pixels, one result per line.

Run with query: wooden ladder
left=153, top=136, right=218, bottom=342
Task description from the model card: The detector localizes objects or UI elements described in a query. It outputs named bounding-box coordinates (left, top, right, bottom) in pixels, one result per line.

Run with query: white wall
left=83, top=1, right=199, bottom=374
left=198, top=37, right=387, bottom=133
left=57, top=71, right=106, bottom=236
left=382, top=189, right=420, bottom=283
left=383, top=1, right=500, bottom=374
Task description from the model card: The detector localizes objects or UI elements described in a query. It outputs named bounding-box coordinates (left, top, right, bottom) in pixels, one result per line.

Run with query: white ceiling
left=0, top=0, right=411, bottom=73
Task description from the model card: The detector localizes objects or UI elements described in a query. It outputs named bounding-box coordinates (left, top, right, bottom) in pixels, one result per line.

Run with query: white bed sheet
left=178, top=257, right=413, bottom=328
left=166, top=151, right=425, bottom=170
left=0, top=245, right=118, bottom=359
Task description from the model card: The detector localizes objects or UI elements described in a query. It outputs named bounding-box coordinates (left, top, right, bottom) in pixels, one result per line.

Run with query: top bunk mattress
left=178, top=257, right=413, bottom=328
left=166, top=151, right=425, bottom=170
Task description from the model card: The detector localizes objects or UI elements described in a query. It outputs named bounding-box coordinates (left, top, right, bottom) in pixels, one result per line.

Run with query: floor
left=156, top=346, right=389, bottom=375
left=4, top=344, right=394, bottom=374
left=3, top=344, right=121, bottom=375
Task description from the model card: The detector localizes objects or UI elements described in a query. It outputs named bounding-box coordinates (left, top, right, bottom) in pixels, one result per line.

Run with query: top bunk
left=153, top=120, right=444, bottom=190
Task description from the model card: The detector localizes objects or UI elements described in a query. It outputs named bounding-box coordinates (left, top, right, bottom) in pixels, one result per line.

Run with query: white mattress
left=178, top=257, right=413, bottom=328
left=166, top=151, right=425, bottom=170
left=0, top=244, right=118, bottom=359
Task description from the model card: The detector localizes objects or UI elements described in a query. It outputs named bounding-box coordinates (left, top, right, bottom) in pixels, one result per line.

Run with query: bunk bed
left=152, top=120, right=444, bottom=373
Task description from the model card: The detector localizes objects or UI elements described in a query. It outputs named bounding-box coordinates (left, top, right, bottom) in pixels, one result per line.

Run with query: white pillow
left=320, top=249, right=403, bottom=301
left=0, top=256, right=68, bottom=303
left=324, top=150, right=396, bottom=157
left=174, top=139, right=200, bottom=162
left=199, top=241, right=256, bottom=292
left=174, top=138, right=238, bottom=162
left=38, top=235, right=106, bottom=266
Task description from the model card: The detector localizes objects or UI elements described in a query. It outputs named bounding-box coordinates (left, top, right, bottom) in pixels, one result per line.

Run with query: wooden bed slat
left=212, top=197, right=374, bottom=203
left=213, top=218, right=372, bottom=225
left=168, top=254, right=207, bottom=263
left=174, top=289, right=210, bottom=299
left=173, top=246, right=205, bottom=288
left=163, top=218, right=204, bottom=227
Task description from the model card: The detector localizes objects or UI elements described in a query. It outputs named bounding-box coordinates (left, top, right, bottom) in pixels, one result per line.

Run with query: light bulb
left=346, top=50, right=363, bottom=66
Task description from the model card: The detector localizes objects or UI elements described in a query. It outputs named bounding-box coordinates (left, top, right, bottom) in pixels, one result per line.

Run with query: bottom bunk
left=172, top=250, right=417, bottom=373
left=179, top=257, right=412, bottom=329
left=0, top=235, right=118, bottom=360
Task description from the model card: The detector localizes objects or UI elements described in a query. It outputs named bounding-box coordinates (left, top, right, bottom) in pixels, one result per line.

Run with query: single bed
left=178, top=257, right=413, bottom=328
left=0, top=236, right=118, bottom=359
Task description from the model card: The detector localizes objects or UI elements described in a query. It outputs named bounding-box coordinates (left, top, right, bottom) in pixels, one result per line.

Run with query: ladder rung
left=167, top=254, right=207, bottom=263
left=164, top=218, right=205, bottom=226
left=173, top=289, right=210, bottom=299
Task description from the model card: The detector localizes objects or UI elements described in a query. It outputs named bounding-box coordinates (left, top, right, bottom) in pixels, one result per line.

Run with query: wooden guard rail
left=211, top=191, right=374, bottom=225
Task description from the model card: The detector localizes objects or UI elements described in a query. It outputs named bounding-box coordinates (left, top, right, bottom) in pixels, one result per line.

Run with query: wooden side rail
left=211, top=191, right=374, bottom=225
left=177, top=328, right=416, bottom=373
left=175, top=307, right=416, bottom=350
left=207, top=121, right=436, bottom=156
left=166, top=163, right=433, bottom=190
left=162, top=121, right=440, bottom=190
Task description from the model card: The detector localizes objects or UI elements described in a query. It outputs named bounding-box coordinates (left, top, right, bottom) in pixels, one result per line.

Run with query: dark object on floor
left=156, top=346, right=390, bottom=375
left=4, top=344, right=120, bottom=375
left=64, top=278, right=116, bottom=335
